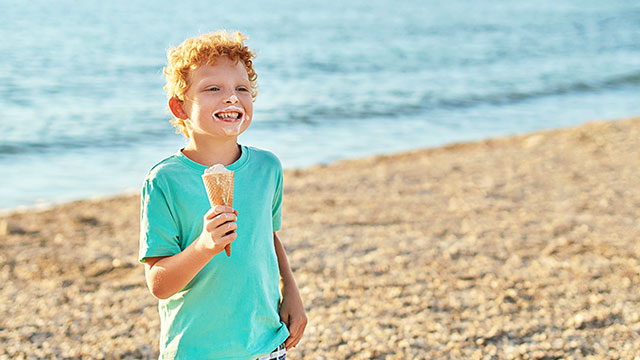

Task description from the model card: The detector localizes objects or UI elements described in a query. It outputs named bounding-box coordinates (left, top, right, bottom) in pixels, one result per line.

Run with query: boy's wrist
left=280, top=276, right=298, bottom=292
left=194, top=233, right=224, bottom=257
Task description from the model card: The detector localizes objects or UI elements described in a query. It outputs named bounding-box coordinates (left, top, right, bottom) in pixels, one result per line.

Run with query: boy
left=139, top=31, right=307, bottom=359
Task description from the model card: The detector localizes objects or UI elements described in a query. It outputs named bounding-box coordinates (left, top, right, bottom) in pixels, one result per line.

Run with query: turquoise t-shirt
left=139, top=145, right=289, bottom=359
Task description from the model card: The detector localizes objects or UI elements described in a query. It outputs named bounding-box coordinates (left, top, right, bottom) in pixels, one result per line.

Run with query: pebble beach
left=1, top=117, right=639, bottom=359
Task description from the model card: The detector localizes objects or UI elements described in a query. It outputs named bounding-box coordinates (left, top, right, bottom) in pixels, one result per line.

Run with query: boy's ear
left=169, top=97, right=188, bottom=119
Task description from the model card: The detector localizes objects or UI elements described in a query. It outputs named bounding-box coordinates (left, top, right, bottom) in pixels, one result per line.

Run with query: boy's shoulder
left=144, top=152, right=190, bottom=183
left=244, top=145, right=281, bottom=168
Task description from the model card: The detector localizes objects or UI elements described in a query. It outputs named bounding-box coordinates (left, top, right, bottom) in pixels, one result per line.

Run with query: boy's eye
left=207, top=87, right=220, bottom=91
left=237, top=87, right=249, bottom=92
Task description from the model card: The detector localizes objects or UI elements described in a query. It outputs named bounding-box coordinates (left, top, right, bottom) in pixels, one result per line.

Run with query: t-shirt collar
left=176, top=144, right=249, bottom=173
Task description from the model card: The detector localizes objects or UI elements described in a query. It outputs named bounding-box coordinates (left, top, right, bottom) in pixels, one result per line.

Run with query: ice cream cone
left=202, top=171, right=234, bottom=256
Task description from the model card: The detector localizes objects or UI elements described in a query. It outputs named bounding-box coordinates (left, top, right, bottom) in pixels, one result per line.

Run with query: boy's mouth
left=213, top=108, right=244, bottom=122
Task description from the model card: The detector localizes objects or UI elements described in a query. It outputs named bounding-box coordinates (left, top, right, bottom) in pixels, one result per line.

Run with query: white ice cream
left=204, top=163, right=230, bottom=174
left=222, top=119, right=245, bottom=136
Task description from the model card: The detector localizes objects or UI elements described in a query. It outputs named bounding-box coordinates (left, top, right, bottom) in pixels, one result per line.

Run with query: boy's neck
left=181, top=138, right=242, bottom=167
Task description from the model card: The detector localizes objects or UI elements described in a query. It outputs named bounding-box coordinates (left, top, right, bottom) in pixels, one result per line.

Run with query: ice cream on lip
left=213, top=105, right=250, bottom=136
left=212, top=106, right=245, bottom=121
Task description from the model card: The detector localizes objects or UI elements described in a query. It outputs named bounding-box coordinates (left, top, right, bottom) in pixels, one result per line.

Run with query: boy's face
left=180, top=56, right=253, bottom=140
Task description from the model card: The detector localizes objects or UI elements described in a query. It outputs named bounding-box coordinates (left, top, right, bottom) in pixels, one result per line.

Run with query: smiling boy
left=139, top=31, right=306, bottom=359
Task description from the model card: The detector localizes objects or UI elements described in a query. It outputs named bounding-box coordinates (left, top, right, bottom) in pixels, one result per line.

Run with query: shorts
left=256, top=343, right=286, bottom=360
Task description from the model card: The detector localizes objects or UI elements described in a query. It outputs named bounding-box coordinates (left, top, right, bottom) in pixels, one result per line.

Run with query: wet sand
left=1, top=117, right=639, bottom=359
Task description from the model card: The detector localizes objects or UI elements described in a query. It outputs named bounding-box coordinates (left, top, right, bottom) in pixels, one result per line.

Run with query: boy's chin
left=220, top=122, right=250, bottom=136
left=221, top=128, right=244, bottom=136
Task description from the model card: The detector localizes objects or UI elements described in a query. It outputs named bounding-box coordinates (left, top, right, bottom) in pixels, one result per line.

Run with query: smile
left=214, top=112, right=242, bottom=121
left=213, top=108, right=244, bottom=122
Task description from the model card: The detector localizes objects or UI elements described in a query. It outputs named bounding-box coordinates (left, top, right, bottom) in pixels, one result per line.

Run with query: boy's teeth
left=217, top=112, right=240, bottom=119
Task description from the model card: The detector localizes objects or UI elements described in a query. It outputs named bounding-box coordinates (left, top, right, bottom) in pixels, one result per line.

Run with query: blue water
left=1, top=0, right=639, bottom=211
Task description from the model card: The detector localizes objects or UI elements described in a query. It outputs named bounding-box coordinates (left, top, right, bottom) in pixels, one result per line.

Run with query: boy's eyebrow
left=198, top=79, right=251, bottom=88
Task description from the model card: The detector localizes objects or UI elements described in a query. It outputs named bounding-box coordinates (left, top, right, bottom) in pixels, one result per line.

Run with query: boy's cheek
left=239, top=119, right=252, bottom=134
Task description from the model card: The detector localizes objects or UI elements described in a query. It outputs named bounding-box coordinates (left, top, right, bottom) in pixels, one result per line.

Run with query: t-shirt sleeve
left=271, top=162, right=283, bottom=232
left=139, top=176, right=182, bottom=263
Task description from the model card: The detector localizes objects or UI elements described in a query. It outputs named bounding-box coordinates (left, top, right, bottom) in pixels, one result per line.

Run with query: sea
left=1, top=0, right=639, bottom=211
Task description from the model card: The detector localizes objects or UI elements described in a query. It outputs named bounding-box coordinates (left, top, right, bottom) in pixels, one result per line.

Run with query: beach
left=1, top=117, right=639, bottom=359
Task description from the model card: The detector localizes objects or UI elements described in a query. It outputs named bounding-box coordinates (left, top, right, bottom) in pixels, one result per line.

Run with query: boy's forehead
left=189, top=57, right=249, bottom=83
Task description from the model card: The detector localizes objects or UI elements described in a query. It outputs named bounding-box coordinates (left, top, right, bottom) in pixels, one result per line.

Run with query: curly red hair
left=163, top=30, right=257, bottom=137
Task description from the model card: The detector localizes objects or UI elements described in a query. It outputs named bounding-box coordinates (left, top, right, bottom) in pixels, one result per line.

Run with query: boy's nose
left=225, top=94, right=239, bottom=104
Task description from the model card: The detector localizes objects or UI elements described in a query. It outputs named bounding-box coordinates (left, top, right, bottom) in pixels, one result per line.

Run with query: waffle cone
left=202, top=172, right=234, bottom=207
left=202, top=171, right=234, bottom=256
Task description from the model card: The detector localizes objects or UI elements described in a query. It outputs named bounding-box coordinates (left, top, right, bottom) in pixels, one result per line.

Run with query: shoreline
left=2, top=116, right=639, bottom=358
left=3, top=116, right=635, bottom=216
left=0, top=188, right=142, bottom=217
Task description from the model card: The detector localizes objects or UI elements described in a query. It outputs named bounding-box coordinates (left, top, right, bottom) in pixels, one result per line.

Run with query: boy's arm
left=144, top=206, right=238, bottom=299
left=273, top=232, right=307, bottom=350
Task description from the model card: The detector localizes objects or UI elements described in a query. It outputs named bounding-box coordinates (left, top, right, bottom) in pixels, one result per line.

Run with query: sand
left=1, top=117, right=639, bottom=359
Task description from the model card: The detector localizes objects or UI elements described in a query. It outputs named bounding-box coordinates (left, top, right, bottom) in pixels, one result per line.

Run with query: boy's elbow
left=148, top=282, right=173, bottom=300
left=150, top=289, right=171, bottom=300
left=145, top=273, right=172, bottom=300
left=144, top=257, right=173, bottom=299
left=147, top=282, right=163, bottom=299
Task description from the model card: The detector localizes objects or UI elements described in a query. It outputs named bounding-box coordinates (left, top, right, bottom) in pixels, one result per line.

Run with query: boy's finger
left=288, top=332, right=302, bottom=350
left=215, top=205, right=234, bottom=213
left=289, top=323, right=303, bottom=343
left=284, top=334, right=296, bottom=350
left=289, top=319, right=306, bottom=347
left=204, top=207, right=217, bottom=219
left=204, top=207, right=225, bottom=219
left=217, top=231, right=237, bottom=245
left=284, top=336, right=294, bottom=350
left=206, top=214, right=236, bottom=232
left=204, top=206, right=235, bottom=219
left=285, top=319, right=304, bottom=350
left=211, top=222, right=237, bottom=237
left=222, top=221, right=238, bottom=233
left=214, top=212, right=237, bottom=226
left=207, top=212, right=237, bottom=227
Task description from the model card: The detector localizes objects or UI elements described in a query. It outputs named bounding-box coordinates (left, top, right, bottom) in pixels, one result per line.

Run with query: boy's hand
left=280, top=285, right=307, bottom=350
left=197, top=205, right=238, bottom=255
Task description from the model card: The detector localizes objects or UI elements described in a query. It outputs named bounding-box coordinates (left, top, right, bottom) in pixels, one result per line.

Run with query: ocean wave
left=262, top=70, right=640, bottom=124
left=3, top=71, right=638, bottom=156
left=433, top=71, right=640, bottom=109
left=0, top=130, right=171, bottom=156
